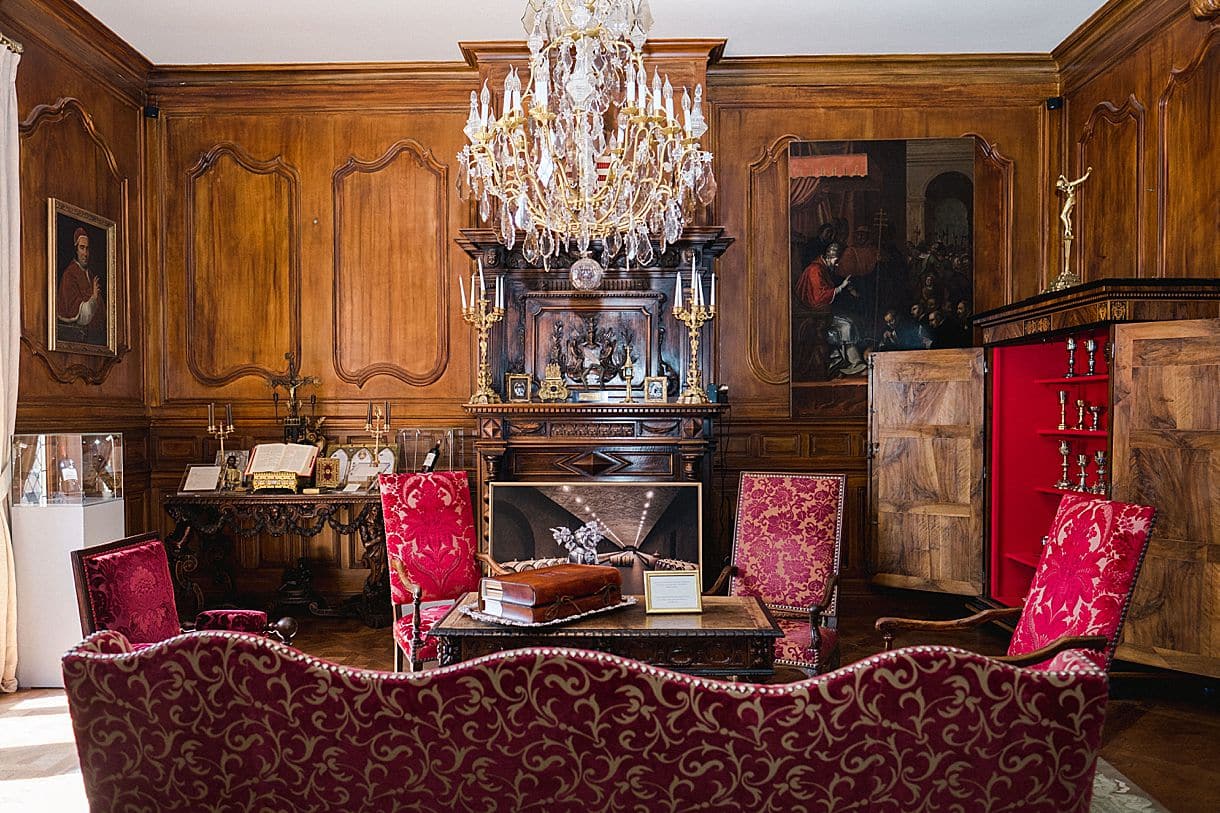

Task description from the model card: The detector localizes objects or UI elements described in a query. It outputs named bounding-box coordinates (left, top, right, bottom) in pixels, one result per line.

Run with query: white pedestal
left=12, top=500, right=125, bottom=688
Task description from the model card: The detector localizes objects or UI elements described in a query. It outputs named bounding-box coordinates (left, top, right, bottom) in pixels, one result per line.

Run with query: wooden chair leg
left=409, top=589, right=424, bottom=672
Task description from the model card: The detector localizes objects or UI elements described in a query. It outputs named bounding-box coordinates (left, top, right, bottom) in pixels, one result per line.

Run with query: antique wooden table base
left=433, top=594, right=783, bottom=679
left=162, top=493, right=388, bottom=628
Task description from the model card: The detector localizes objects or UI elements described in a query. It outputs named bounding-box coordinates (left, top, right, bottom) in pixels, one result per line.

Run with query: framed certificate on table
left=643, top=570, right=703, bottom=614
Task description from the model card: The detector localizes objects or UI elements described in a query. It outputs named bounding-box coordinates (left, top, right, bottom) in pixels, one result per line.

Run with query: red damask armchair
left=71, top=532, right=296, bottom=648
left=378, top=471, right=482, bottom=671
left=710, top=472, right=846, bottom=675
left=877, top=492, right=1156, bottom=669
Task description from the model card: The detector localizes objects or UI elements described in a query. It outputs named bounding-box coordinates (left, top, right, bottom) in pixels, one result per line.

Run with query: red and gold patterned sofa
left=63, top=631, right=1109, bottom=812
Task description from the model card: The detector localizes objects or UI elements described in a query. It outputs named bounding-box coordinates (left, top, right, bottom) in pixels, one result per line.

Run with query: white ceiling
left=72, top=0, right=1107, bottom=66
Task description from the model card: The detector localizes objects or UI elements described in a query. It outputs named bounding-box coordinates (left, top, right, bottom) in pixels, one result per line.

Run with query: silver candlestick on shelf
left=1085, top=338, right=1098, bottom=375
left=1092, top=451, right=1109, bottom=495
left=1076, top=453, right=1090, bottom=492
left=1076, top=399, right=1087, bottom=431
left=1065, top=337, right=1077, bottom=378
left=1057, top=390, right=1068, bottom=431
left=1056, top=441, right=1073, bottom=489
left=1088, top=405, right=1103, bottom=432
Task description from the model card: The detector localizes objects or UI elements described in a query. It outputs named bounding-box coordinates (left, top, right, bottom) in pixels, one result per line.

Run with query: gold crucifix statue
left=1047, top=167, right=1092, bottom=292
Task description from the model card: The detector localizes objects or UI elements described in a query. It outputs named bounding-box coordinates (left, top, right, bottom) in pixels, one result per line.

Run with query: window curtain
left=0, top=41, right=21, bottom=693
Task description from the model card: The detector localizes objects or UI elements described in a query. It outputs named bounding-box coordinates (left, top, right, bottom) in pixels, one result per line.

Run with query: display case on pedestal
left=10, top=433, right=126, bottom=687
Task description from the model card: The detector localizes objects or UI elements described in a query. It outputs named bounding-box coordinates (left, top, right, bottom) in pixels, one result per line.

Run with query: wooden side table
left=432, top=594, right=783, bottom=680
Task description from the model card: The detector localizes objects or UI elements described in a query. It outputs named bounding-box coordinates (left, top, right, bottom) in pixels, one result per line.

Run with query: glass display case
left=10, top=432, right=124, bottom=505
left=396, top=427, right=468, bottom=472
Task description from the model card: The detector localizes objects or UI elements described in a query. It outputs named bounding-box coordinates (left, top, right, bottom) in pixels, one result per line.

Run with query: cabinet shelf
left=1034, top=486, right=1093, bottom=497
left=1034, top=374, right=1109, bottom=385
left=1036, top=429, right=1108, bottom=438
left=1003, top=552, right=1040, bottom=569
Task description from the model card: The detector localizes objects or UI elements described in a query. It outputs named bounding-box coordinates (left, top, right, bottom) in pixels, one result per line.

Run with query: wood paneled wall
left=8, top=0, right=1216, bottom=598
left=2, top=0, right=152, bottom=532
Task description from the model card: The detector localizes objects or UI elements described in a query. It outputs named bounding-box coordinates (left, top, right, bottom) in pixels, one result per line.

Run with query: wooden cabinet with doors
left=868, top=279, right=1220, bottom=677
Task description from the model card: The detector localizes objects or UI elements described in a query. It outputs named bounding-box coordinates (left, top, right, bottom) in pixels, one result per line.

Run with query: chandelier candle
left=461, top=261, right=506, bottom=405
left=673, top=255, right=715, bottom=404
left=457, top=0, right=716, bottom=272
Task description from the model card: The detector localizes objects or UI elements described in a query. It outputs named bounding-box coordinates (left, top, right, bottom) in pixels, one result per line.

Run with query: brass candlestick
left=460, top=265, right=505, bottom=405
left=672, top=263, right=716, bottom=405
left=621, top=350, right=636, bottom=404
left=1076, top=454, right=1090, bottom=492
left=1055, top=441, right=1073, bottom=489
left=1065, top=337, right=1077, bottom=378
left=1092, top=451, right=1109, bottom=496
left=1088, top=405, right=1103, bottom=432
left=1085, top=338, right=1098, bottom=375
left=365, top=402, right=391, bottom=452
left=1057, top=390, right=1068, bottom=430
left=207, top=402, right=235, bottom=460
left=1076, top=399, right=1087, bottom=431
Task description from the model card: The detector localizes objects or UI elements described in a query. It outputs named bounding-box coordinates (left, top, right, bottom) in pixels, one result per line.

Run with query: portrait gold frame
left=47, top=198, right=118, bottom=356
left=642, top=376, right=668, bottom=403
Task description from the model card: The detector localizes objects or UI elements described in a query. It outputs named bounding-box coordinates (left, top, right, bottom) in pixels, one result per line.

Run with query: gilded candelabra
left=460, top=264, right=505, bottom=405
left=207, top=402, right=234, bottom=459
left=672, top=262, right=716, bottom=405
left=364, top=401, right=392, bottom=451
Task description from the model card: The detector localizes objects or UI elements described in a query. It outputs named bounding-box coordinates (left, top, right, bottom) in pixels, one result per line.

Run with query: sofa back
left=63, top=632, right=1108, bottom=813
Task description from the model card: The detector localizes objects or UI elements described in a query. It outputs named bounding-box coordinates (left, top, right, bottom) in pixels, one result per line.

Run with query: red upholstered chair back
left=378, top=471, right=482, bottom=606
left=730, top=472, right=846, bottom=614
left=71, top=533, right=182, bottom=645
left=1008, top=493, right=1156, bottom=670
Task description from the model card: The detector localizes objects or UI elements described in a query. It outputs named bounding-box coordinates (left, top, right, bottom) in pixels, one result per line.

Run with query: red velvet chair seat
left=774, top=618, right=838, bottom=671
left=391, top=603, right=455, bottom=664
left=195, top=609, right=269, bottom=633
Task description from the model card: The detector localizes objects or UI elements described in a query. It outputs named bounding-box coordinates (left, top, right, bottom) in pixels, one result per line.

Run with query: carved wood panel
left=332, top=139, right=450, bottom=386
left=184, top=143, right=301, bottom=386
left=1111, top=318, right=1220, bottom=678
left=1157, top=26, right=1220, bottom=279
left=18, top=97, right=132, bottom=384
left=1077, top=97, right=1146, bottom=281
left=968, top=135, right=1014, bottom=314
left=868, top=348, right=985, bottom=596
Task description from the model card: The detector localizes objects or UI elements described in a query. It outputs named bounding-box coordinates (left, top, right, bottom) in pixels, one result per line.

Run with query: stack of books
left=479, top=564, right=623, bottom=623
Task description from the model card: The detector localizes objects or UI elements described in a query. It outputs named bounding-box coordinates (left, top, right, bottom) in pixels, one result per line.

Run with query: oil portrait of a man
left=49, top=198, right=116, bottom=355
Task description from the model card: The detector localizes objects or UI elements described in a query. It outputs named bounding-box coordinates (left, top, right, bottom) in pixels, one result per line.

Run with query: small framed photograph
left=644, top=570, right=703, bottom=614
left=179, top=465, right=222, bottom=493
left=643, top=376, right=668, bottom=403
left=506, top=373, right=532, bottom=403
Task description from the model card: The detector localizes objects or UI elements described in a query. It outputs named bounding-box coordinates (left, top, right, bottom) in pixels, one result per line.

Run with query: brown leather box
left=480, top=564, right=622, bottom=607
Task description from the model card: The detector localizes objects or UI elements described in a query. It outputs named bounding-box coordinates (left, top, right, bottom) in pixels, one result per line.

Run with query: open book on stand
left=244, top=443, right=319, bottom=477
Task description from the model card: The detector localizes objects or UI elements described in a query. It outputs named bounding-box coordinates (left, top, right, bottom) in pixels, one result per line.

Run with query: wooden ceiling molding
left=1076, top=96, right=1146, bottom=280
left=183, top=142, right=302, bottom=387
left=1156, top=25, right=1220, bottom=278
left=1056, top=0, right=1191, bottom=95
left=331, top=139, right=451, bottom=387
left=18, top=96, right=132, bottom=385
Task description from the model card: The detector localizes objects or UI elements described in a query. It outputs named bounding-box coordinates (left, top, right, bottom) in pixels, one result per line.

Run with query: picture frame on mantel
left=47, top=198, right=118, bottom=356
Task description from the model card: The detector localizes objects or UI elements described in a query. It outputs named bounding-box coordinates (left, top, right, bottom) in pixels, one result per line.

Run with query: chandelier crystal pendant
left=456, top=0, right=716, bottom=275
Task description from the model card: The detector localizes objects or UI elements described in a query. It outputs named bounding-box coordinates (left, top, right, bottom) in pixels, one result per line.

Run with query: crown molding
left=709, top=53, right=1058, bottom=89
left=459, top=38, right=726, bottom=69
left=1054, top=0, right=1193, bottom=94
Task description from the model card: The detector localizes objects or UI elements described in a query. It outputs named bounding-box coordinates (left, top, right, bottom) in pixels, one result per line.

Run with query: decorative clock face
left=569, top=256, right=605, bottom=290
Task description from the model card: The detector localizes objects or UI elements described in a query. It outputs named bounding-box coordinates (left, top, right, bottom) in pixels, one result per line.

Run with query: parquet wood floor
left=1, top=586, right=1216, bottom=812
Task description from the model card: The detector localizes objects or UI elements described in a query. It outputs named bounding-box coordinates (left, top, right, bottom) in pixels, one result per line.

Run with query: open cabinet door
left=1111, top=318, right=1220, bottom=678
left=869, top=348, right=985, bottom=595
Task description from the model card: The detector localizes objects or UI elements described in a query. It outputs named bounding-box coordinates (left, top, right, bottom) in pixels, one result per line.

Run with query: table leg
left=165, top=521, right=204, bottom=620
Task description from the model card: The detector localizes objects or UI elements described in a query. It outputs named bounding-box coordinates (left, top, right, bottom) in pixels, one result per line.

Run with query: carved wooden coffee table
left=432, top=594, right=783, bottom=680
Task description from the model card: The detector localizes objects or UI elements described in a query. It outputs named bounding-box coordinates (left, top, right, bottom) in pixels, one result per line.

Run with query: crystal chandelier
left=456, top=0, right=716, bottom=272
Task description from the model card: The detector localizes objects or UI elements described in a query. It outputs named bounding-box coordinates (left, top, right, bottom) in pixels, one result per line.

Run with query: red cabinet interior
left=988, top=328, right=1110, bottom=606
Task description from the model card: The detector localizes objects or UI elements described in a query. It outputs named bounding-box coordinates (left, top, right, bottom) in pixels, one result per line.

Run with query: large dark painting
left=790, top=138, right=975, bottom=415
